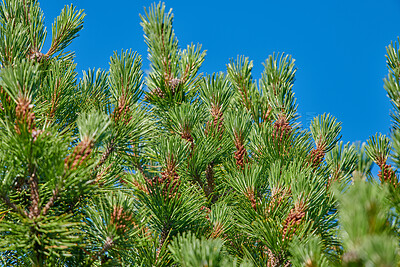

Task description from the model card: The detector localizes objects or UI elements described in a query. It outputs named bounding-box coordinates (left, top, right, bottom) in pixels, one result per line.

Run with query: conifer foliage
left=0, top=1, right=399, bottom=266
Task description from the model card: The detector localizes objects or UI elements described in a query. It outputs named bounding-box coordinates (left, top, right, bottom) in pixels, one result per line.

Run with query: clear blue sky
left=40, top=0, right=400, bottom=145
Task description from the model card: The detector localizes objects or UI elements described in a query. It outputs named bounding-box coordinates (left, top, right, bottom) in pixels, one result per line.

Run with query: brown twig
left=41, top=187, right=59, bottom=216
left=29, top=168, right=40, bottom=219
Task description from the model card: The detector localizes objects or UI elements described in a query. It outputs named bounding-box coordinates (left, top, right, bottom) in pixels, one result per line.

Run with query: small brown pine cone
left=200, top=206, right=211, bottom=221
left=28, top=49, right=45, bottom=62
left=263, top=107, right=272, bottom=123
left=151, top=87, right=165, bottom=98
left=130, top=178, right=149, bottom=193
left=15, top=97, right=36, bottom=134
left=214, top=110, right=224, bottom=134
left=113, top=96, right=132, bottom=124
left=168, top=78, right=181, bottom=93
left=246, top=188, right=257, bottom=210
left=111, top=205, right=134, bottom=234
left=64, top=140, right=94, bottom=170
left=282, top=203, right=306, bottom=241
left=206, top=105, right=224, bottom=138
left=309, top=147, right=325, bottom=168
left=378, top=164, right=398, bottom=187
left=234, top=143, right=246, bottom=169
left=266, top=248, right=279, bottom=267
left=273, top=115, right=291, bottom=143
left=158, top=169, right=180, bottom=199
left=234, top=133, right=247, bottom=169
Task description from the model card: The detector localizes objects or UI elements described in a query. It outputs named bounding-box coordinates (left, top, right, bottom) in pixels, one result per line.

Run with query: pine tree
left=0, top=1, right=399, bottom=266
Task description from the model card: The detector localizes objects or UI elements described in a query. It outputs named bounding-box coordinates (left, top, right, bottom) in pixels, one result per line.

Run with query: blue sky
left=40, top=0, right=400, bottom=145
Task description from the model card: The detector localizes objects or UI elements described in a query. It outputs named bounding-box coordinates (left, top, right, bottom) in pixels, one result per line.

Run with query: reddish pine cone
left=151, top=87, right=165, bottom=98
left=282, top=202, right=306, bottom=241
left=246, top=188, right=257, bottom=210
left=309, top=147, right=325, bottom=168
left=28, top=49, right=46, bottom=62
left=110, top=206, right=134, bottom=234
left=378, top=163, right=397, bottom=187
left=273, top=115, right=291, bottom=143
left=234, top=141, right=246, bottom=169
left=205, top=105, right=224, bottom=139
left=150, top=169, right=180, bottom=199
left=64, top=140, right=94, bottom=170
left=15, top=97, right=36, bottom=134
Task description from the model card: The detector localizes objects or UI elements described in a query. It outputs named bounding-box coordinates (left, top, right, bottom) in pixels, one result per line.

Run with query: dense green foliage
left=0, top=1, right=399, bottom=266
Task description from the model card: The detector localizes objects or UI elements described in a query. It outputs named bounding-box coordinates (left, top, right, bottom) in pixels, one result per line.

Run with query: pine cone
left=64, top=140, right=94, bottom=170
left=211, top=106, right=224, bottom=133
left=113, top=96, right=131, bottom=124
left=378, top=163, right=397, bottom=187
left=205, top=105, right=224, bottom=138
left=273, top=115, right=291, bottom=143
left=15, top=97, right=36, bottom=134
left=234, top=133, right=247, bottom=169
left=168, top=78, right=181, bottom=92
left=151, top=87, right=165, bottom=98
left=309, top=147, right=325, bottom=168
left=246, top=188, right=257, bottom=210
left=266, top=248, right=279, bottom=267
left=156, top=168, right=180, bottom=199
left=282, top=202, right=306, bottom=241
left=110, top=206, right=133, bottom=234
left=28, top=49, right=45, bottom=62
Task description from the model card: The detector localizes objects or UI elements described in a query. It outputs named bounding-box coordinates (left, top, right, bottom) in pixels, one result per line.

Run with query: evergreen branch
left=260, top=53, right=297, bottom=120
left=0, top=194, right=28, bottom=218
left=365, top=133, right=391, bottom=167
left=108, top=50, right=143, bottom=107
left=227, top=56, right=254, bottom=111
left=310, top=113, right=342, bottom=153
left=199, top=73, right=232, bottom=117
left=135, top=162, right=152, bottom=183
left=46, top=5, right=85, bottom=57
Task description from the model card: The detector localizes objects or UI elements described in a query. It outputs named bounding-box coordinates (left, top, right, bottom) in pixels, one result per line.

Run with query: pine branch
left=0, top=194, right=29, bottom=218
left=227, top=56, right=254, bottom=111
left=46, top=5, right=85, bottom=57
